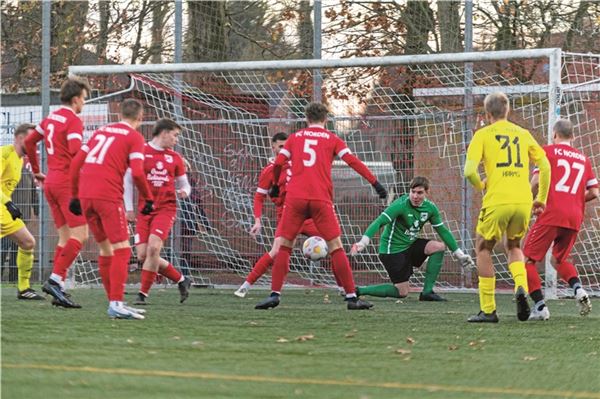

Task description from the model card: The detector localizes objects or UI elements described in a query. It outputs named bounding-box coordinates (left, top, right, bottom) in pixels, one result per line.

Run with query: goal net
left=66, top=49, right=599, bottom=297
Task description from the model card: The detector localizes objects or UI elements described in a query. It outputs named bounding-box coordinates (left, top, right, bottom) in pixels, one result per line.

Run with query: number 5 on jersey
left=303, top=139, right=317, bottom=167
left=86, top=134, right=115, bottom=164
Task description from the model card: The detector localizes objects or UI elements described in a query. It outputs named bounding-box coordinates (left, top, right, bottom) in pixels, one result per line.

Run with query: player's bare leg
left=468, top=236, right=499, bottom=322
left=236, top=237, right=284, bottom=298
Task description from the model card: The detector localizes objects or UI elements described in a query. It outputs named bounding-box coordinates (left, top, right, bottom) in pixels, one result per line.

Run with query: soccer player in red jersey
left=234, top=132, right=345, bottom=298
left=24, top=77, right=91, bottom=308
left=255, top=103, right=388, bottom=310
left=122, top=118, right=192, bottom=305
left=523, top=119, right=598, bottom=320
left=69, top=99, right=154, bottom=320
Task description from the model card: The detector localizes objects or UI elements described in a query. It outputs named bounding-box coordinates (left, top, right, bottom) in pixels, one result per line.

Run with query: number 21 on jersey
left=86, top=134, right=115, bottom=164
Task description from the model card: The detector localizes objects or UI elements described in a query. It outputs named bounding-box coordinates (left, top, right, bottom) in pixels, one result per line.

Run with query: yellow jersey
left=465, top=120, right=547, bottom=208
left=0, top=144, right=24, bottom=204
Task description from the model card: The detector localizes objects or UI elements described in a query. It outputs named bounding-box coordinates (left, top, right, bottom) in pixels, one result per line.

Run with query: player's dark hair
left=121, top=98, right=144, bottom=120
left=410, top=176, right=430, bottom=191
left=484, top=92, right=509, bottom=119
left=553, top=119, right=573, bottom=139
left=153, top=118, right=182, bottom=137
left=14, top=123, right=35, bottom=137
left=60, top=77, right=91, bottom=104
left=271, top=132, right=288, bottom=142
left=305, top=102, right=329, bottom=123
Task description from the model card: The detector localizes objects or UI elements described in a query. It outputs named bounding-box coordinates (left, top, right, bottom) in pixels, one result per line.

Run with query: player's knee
left=395, top=283, right=409, bottom=297
left=428, top=240, right=445, bottom=254
left=327, top=237, right=343, bottom=252
left=137, top=251, right=147, bottom=263
left=146, top=245, right=161, bottom=259
left=506, top=238, right=521, bottom=250
left=477, top=239, right=495, bottom=253
left=21, top=236, right=35, bottom=251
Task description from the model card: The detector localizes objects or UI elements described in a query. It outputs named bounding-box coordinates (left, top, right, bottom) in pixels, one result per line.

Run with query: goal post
left=66, top=48, right=600, bottom=297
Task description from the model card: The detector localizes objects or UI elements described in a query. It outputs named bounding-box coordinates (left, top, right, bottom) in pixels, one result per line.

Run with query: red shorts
left=275, top=214, right=321, bottom=238
left=523, top=223, right=578, bottom=263
left=44, top=183, right=86, bottom=228
left=135, top=211, right=176, bottom=244
left=81, top=198, right=129, bottom=244
left=277, top=198, right=341, bottom=241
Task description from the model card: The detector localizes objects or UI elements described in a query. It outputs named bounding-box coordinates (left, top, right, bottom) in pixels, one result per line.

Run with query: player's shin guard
left=16, top=248, right=34, bottom=292
left=330, top=248, right=356, bottom=295
left=140, top=269, right=158, bottom=296
left=357, top=283, right=401, bottom=298
left=98, top=255, right=112, bottom=299
left=270, top=245, right=292, bottom=293
left=109, top=248, right=131, bottom=302
left=556, top=261, right=578, bottom=285
left=53, top=238, right=82, bottom=278
left=423, top=251, right=443, bottom=294
left=247, top=252, right=273, bottom=284
left=508, top=261, right=528, bottom=293
left=52, top=245, right=64, bottom=281
left=160, top=263, right=183, bottom=283
left=478, top=276, right=496, bottom=313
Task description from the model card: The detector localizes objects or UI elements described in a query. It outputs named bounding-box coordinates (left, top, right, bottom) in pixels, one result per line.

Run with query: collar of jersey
left=148, top=141, right=166, bottom=151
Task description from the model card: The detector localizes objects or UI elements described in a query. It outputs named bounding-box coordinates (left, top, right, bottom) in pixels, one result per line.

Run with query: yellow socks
left=17, top=248, right=34, bottom=292
left=478, top=276, right=496, bottom=313
left=508, top=261, right=528, bottom=293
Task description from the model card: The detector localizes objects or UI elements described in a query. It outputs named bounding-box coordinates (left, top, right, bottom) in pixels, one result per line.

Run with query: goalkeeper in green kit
left=350, top=176, right=474, bottom=301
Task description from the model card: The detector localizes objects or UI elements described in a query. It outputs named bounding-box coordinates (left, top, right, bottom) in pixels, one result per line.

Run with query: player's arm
left=0, top=148, right=22, bottom=219
left=463, top=132, right=485, bottom=191
left=584, top=161, right=599, bottom=202
left=528, top=140, right=551, bottom=214
left=271, top=136, right=293, bottom=195
left=68, top=146, right=88, bottom=215
left=429, top=207, right=474, bottom=268
left=530, top=170, right=540, bottom=198
left=67, top=119, right=84, bottom=155
left=123, top=168, right=136, bottom=221
left=335, top=138, right=387, bottom=199
left=174, top=156, right=191, bottom=199
left=350, top=200, right=403, bottom=255
left=586, top=187, right=600, bottom=202
left=251, top=166, right=272, bottom=237
left=24, top=127, right=44, bottom=176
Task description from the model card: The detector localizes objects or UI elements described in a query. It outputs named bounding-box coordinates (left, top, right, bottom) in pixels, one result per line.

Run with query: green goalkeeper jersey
left=364, top=194, right=458, bottom=254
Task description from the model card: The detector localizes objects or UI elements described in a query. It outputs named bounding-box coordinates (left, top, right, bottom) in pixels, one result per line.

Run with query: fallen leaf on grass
left=395, top=348, right=411, bottom=355
left=172, top=336, right=181, bottom=340
left=191, top=341, right=203, bottom=347
left=276, top=337, right=289, bottom=343
left=323, top=294, right=331, bottom=304
left=126, top=339, right=134, bottom=344
left=345, top=329, right=357, bottom=338
left=448, top=345, right=459, bottom=351
left=296, top=334, right=315, bottom=342
left=406, top=337, right=416, bottom=345
left=523, top=356, right=537, bottom=361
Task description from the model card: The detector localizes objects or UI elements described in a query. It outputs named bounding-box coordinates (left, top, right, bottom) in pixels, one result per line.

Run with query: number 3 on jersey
left=86, top=134, right=115, bottom=164
left=303, top=139, right=317, bottom=167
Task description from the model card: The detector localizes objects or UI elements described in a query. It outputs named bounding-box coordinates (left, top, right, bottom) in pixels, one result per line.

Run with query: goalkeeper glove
left=4, top=201, right=22, bottom=220
left=269, top=185, right=280, bottom=198
left=141, top=200, right=154, bottom=215
left=69, top=199, right=82, bottom=216
left=350, top=235, right=370, bottom=256
left=453, top=248, right=475, bottom=269
left=372, top=181, right=387, bottom=200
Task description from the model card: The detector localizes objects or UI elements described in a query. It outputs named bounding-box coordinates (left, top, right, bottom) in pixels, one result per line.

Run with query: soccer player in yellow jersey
left=1, top=124, right=44, bottom=300
left=464, top=92, right=551, bottom=323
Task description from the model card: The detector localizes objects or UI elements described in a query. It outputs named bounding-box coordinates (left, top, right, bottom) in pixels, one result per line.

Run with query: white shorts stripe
left=129, top=152, right=144, bottom=160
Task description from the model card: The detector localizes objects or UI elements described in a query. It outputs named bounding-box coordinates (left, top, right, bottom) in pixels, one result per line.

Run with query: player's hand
left=269, top=185, right=280, bottom=198
left=33, top=172, right=46, bottom=184
left=69, top=198, right=82, bottom=216
left=126, top=211, right=136, bottom=223
left=4, top=201, right=22, bottom=220
left=141, top=200, right=154, bottom=215
left=350, top=236, right=370, bottom=256
left=249, top=219, right=262, bottom=238
left=176, top=189, right=189, bottom=199
left=532, top=200, right=545, bottom=216
left=372, top=181, right=387, bottom=200
left=453, top=248, right=475, bottom=269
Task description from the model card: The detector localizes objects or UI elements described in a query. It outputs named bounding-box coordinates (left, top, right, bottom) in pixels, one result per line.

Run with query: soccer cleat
left=255, top=293, right=280, bottom=309
left=123, top=304, right=147, bottom=315
left=134, top=292, right=148, bottom=306
left=419, top=291, right=447, bottom=302
left=234, top=287, right=248, bottom=298
left=178, top=277, right=192, bottom=303
left=107, top=304, right=145, bottom=320
left=575, top=288, right=592, bottom=316
left=515, top=286, right=531, bottom=321
left=43, top=279, right=81, bottom=308
left=467, top=310, right=499, bottom=323
left=346, top=297, right=374, bottom=310
left=528, top=305, right=550, bottom=321
left=17, top=288, right=45, bottom=300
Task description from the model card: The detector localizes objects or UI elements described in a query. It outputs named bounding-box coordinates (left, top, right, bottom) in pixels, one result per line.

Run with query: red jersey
left=534, top=143, right=598, bottom=231
left=253, top=161, right=289, bottom=218
left=33, top=106, right=84, bottom=184
left=139, top=142, right=186, bottom=211
left=78, top=122, right=146, bottom=201
left=278, top=126, right=351, bottom=202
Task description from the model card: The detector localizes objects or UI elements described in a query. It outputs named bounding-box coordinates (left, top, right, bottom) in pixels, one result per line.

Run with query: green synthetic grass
left=2, top=286, right=599, bottom=399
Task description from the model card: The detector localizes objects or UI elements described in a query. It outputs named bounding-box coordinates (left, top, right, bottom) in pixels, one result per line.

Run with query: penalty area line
left=4, top=363, right=600, bottom=399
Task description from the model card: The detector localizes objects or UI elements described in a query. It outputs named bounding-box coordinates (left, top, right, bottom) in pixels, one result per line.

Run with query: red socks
left=98, top=255, right=112, bottom=299
left=270, top=246, right=291, bottom=292
left=247, top=252, right=274, bottom=284
left=556, top=261, right=578, bottom=283
left=53, top=238, right=82, bottom=278
left=160, top=263, right=182, bottom=283
left=109, top=248, right=131, bottom=301
left=526, top=261, right=542, bottom=294
left=140, top=269, right=158, bottom=296
left=330, top=248, right=356, bottom=295
left=53, top=245, right=64, bottom=279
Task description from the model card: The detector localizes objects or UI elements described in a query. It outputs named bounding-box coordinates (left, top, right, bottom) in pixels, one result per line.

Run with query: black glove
left=269, top=185, right=280, bottom=198
left=69, top=198, right=82, bottom=216
left=372, top=181, right=388, bottom=200
left=5, top=201, right=22, bottom=220
left=141, top=200, right=154, bottom=215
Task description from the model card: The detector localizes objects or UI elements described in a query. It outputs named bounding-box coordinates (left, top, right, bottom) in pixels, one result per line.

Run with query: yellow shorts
left=0, top=204, right=26, bottom=238
left=476, top=203, right=531, bottom=242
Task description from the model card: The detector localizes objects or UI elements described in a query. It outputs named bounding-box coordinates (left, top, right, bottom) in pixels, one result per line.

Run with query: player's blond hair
left=484, top=92, right=510, bottom=119
left=553, top=119, right=574, bottom=139
left=14, top=123, right=35, bottom=137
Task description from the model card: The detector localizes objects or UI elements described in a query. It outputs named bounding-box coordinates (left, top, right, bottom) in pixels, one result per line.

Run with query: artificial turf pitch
left=2, top=286, right=599, bottom=399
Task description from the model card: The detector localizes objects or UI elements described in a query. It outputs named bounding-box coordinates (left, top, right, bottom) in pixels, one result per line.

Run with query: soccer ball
left=302, top=236, right=328, bottom=261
